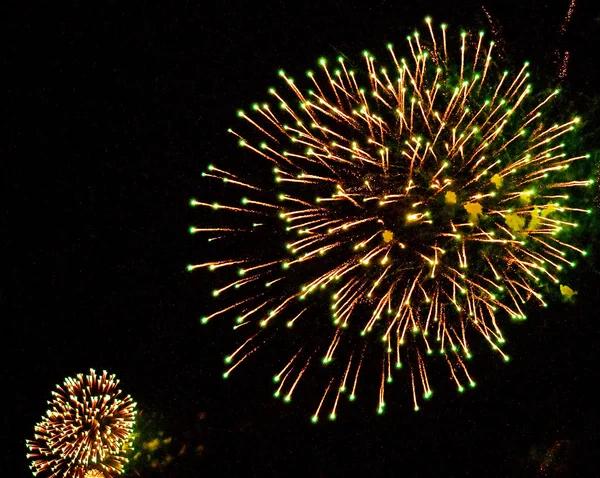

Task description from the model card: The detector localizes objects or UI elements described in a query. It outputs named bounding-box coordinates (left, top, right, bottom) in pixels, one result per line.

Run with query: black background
left=6, top=0, right=600, bottom=476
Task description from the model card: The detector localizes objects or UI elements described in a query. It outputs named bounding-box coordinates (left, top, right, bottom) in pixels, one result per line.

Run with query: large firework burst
left=26, top=369, right=137, bottom=477
left=189, top=18, right=593, bottom=419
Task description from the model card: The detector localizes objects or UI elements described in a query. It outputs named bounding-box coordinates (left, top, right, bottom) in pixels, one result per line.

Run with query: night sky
left=7, top=0, right=600, bottom=476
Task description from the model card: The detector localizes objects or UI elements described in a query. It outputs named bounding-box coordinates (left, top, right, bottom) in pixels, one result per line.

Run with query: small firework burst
left=26, top=369, right=136, bottom=477
left=189, top=18, right=594, bottom=418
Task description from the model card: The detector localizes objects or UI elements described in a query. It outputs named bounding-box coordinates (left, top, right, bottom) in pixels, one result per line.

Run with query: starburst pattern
left=189, top=18, right=593, bottom=419
left=26, top=369, right=136, bottom=477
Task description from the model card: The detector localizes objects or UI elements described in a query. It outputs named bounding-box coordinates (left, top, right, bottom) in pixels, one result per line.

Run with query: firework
left=26, top=369, right=137, bottom=477
left=189, top=18, right=593, bottom=419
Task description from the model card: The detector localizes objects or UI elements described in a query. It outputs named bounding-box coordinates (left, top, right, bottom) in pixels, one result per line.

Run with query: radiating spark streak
left=239, top=260, right=281, bottom=275
left=191, top=200, right=262, bottom=214
left=286, top=358, right=312, bottom=401
left=202, top=298, right=254, bottom=323
left=226, top=333, right=261, bottom=364
left=213, top=275, right=259, bottom=296
left=312, top=378, right=335, bottom=423
left=224, top=346, right=258, bottom=377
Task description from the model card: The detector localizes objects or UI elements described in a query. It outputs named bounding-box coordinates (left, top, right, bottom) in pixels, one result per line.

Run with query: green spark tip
left=311, top=415, right=318, bottom=423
